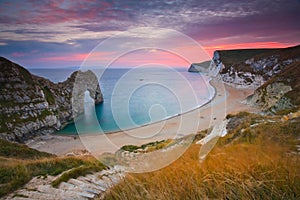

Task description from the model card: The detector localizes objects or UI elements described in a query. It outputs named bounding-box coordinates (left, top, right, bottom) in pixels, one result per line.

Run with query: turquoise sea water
left=29, top=68, right=214, bottom=134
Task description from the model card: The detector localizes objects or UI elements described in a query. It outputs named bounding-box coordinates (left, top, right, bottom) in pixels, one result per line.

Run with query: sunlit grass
left=103, top=113, right=300, bottom=200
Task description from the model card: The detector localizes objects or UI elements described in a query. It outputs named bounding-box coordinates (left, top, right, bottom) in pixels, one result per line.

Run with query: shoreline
left=27, top=78, right=257, bottom=156
left=55, top=77, right=217, bottom=137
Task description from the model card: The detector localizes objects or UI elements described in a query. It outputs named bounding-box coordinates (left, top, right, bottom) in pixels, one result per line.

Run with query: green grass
left=18, top=67, right=34, bottom=85
left=0, top=156, right=92, bottom=197
left=0, top=118, right=9, bottom=133
left=51, top=161, right=107, bottom=187
left=217, top=48, right=276, bottom=67
left=120, top=145, right=140, bottom=152
left=221, top=113, right=299, bottom=148
left=42, top=86, right=56, bottom=105
left=120, top=139, right=174, bottom=153
left=12, top=193, right=29, bottom=198
left=0, top=139, right=53, bottom=159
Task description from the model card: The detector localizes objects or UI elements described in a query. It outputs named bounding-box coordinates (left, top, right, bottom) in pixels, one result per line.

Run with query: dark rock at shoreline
left=188, top=61, right=211, bottom=73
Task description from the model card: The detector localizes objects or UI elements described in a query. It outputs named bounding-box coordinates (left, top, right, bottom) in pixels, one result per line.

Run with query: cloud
left=11, top=52, right=26, bottom=57
left=0, top=0, right=283, bottom=43
left=0, top=0, right=299, bottom=68
left=0, top=22, right=122, bottom=43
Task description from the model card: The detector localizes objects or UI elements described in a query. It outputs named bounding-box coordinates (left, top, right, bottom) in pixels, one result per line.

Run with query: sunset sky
left=0, top=0, right=299, bottom=68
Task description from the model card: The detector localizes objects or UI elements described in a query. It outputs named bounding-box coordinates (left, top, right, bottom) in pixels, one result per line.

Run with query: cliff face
left=213, top=45, right=300, bottom=88
left=0, top=57, right=103, bottom=142
left=246, top=61, right=300, bottom=113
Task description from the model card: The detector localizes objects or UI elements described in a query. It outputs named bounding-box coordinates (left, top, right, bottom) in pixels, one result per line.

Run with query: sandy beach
left=27, top=78, right=257, bottom=156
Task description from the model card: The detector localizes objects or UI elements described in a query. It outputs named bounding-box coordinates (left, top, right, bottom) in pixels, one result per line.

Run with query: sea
left=28, top=67, right=214, bottom=135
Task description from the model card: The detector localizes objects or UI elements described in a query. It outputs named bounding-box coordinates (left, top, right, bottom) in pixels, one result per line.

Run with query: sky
left=0, top=0, right=299, bottom=68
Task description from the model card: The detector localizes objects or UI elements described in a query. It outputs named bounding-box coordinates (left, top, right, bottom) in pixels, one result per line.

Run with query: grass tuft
left=51, top=160, right=107, bottom=188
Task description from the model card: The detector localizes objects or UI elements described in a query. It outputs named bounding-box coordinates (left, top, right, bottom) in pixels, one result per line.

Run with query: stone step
left=15, top=190, right=54, bottom=200
left=76, top=177, right=106, bottom=191
left=6, top=167, right=125, bottom=200
left=109, top=174, right=123, bottom=184
left=101, top=176, right=115, bottom=186
left=93, top=178, right=111, bottom=189
left=77, top=177, right=107, bottom=192
left=58, top=182, right=77, bottom=190
left=84, top=173, right=104, bottom=184
left=59, top=182, right=96, bottom=199
left=36, top=185, right=87, bottom=200
left=10, top=198, right=37, bottom=200
left=73, top=191, right=95, bottom=199
left=99, top=169, right=116, bottom=176
left=68, top=178, right=102, bottom=194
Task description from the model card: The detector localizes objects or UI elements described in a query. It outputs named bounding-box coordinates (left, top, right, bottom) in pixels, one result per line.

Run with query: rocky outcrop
left=188, top=61, right=211, bottom=73
left=188, top=58, right=224, bottom=77
left=247, top=82, right=293, bottom=112
left=213, top=45, right=300, bottom=89
left=246, top=61, right=300, bottom=113
left=0, top=57, right=103, bottom=142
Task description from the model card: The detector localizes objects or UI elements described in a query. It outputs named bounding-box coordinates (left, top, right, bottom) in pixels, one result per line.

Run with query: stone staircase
left=4, top=166, right=125, bottom=200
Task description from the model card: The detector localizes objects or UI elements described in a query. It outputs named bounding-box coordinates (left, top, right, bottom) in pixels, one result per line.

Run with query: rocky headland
left=0, top=57, right=103, bottom=142
left=188, top=61, right=211, bottom=73
left=189, top=45, right=300, bottom=89
left=189, top=45, right=300, bottom=114
left=214, top=45, right=300, bottom=89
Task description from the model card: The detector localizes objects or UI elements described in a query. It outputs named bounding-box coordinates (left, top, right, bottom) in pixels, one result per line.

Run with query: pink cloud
left=39, top=51, right=115, bottom=62
left=109, top=50, right=191, bottom=68
left=11, top=52, right=26, bottom=57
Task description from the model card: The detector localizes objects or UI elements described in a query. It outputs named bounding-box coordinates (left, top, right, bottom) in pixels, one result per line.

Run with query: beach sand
left=26, top=79, right=257, bottom=156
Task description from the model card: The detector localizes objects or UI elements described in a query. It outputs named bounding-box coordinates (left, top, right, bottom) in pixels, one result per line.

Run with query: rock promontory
left=188, top=61, right=211, bottom=73
left=213, top=45, right=300, bottom=88
left=0, top=57, right=103, bottom=142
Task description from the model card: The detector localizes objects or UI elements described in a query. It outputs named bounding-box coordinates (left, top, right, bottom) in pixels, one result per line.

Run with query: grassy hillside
left=216, top=48, right=276, bottom=67
left=0, top=139, right=53, bottom=159
left=103, top=112, right=300, bottom=199
left=217, top=45, right=300, bottom=77
left=216, top=45, right=300, bottom=68
left=192, top=60, right=211, bottom=68
left=252, top=44, right=300, bottom=62
left=0, top=139, right=106, bottom=197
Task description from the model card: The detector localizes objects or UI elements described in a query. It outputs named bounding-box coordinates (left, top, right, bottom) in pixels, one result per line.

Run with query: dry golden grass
left=103, top=114, right=300, bottom=200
